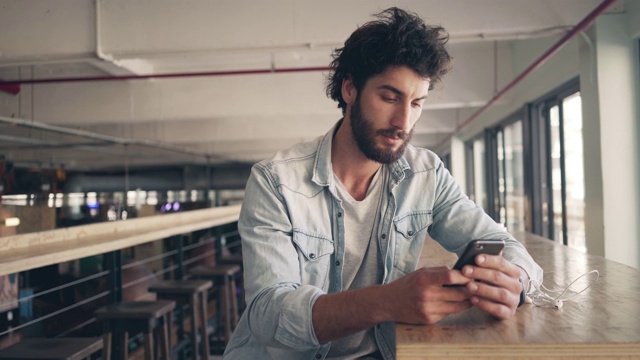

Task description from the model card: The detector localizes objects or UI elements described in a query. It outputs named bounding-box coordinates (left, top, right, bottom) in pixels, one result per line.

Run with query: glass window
left=562, top=93, right=585, bottom=252
left=503, top=121, right=525, bottom=233
left=549, top=104, right=564, bottom=243
left=472, top=138, right=487, bottom=211
left=496, top=130, right=506, bottom=225
left=535, top=85, right=585, bottom=252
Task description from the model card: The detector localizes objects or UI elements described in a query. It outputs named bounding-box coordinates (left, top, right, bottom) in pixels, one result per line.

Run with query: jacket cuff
left=275, top=285, right=325, bottom=349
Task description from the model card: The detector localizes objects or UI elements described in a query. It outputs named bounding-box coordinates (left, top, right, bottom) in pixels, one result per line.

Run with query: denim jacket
left=223, top=121, right=543, bottom=360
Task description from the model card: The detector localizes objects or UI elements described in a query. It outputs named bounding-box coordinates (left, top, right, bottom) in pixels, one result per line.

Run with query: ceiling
left=0, top=0, right=620, bottom=175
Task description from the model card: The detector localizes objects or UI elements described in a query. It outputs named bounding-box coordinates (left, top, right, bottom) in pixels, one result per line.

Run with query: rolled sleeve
left=275, top=285, right=324, bottom=348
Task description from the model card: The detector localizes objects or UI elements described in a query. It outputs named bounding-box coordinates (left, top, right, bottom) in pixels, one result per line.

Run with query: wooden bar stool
left=0, top=337, right=103, bottom=360
left=148, top=280, right=212, bottom=360
left=95, top=300, right=175, bottom=360
left=217, top=253, right=245, bottom=312
left=190, top=265, right=241, bottom=344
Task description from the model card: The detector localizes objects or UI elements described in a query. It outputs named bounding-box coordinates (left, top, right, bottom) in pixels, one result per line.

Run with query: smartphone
left=452, top=239, right=505, bottom=270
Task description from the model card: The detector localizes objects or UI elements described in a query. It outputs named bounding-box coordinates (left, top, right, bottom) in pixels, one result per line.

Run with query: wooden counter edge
left=0, top=205, right=241, bottom=276
left=397, top=341, right=640, bottom=359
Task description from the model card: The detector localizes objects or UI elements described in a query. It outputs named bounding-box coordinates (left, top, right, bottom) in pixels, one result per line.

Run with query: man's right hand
left=384, top=266, right=473, bottom=325
left=312, top=266, right=472, bottom=343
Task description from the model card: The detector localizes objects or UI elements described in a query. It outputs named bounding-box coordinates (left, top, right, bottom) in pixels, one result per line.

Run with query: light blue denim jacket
left=223, top=121, right=543, bottom=360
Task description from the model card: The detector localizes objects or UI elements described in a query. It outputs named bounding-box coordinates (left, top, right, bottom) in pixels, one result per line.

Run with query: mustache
left=377, top=128, right=411, bottom=140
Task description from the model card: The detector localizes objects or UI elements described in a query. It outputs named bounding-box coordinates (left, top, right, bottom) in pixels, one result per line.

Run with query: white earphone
left=527, top=270, right=599, bottom=309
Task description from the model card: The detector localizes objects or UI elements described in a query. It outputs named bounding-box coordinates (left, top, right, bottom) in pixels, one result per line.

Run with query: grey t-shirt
left=327, top=166, right=386, bottom=359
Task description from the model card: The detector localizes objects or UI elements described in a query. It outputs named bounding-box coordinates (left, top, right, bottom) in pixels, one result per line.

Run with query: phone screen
left=452, top=239, right=505, bottom=270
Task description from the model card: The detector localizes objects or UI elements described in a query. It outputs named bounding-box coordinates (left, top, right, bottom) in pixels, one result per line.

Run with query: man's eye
left=412, top=102, right=423, bottom=108
left=382, top=96, right=396, bottom=103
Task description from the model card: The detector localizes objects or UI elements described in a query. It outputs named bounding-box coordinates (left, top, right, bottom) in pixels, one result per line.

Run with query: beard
left=349, top=96, right=414, bottom=164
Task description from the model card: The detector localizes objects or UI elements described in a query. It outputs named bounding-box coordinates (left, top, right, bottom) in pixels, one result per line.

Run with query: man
left=223, top=7, right=543, bottom=360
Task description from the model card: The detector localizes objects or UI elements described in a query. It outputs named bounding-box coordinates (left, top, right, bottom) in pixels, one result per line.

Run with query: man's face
left=347, top=66, right=430, bottom=164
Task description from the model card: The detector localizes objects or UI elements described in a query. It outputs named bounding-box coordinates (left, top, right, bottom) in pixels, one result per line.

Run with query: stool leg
left=229, top=276, right=239, bottom=329
left=167, top=309, right=174, bottom=356
left=102, top=330, right=112, bottom=360
left=122, top=331, right=129, bottom=360
left=161, top=314, right=171, bottom=360
left=189, top=294, right=199, bottom=359
left=222, top=276, right=232, bottom=343
left=199, top=291, right=210, bottom=360
left=144, top=330, right=153, bottom=360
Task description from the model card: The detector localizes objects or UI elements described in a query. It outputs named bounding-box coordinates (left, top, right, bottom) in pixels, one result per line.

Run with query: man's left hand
left=460, top=254, right=523, bottom=319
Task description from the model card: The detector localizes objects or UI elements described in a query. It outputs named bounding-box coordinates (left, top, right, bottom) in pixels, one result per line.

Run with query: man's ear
left=341, top=76, right=357, bottom=106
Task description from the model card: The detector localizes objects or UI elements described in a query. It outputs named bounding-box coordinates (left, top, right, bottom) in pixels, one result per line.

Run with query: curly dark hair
left=325, top=7, right=452, bottom=114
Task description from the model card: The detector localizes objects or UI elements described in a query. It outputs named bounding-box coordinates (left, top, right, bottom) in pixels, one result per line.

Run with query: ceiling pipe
left=0, top=66, right=332, bottom=86
left=0, top=115, right=235, bottom=163
left=0, top=26, right=571, bottom=87
left=434, top=0, right=618, bottom=152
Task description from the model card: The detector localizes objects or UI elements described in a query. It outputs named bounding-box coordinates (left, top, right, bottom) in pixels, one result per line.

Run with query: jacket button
left=408, top=230, right=414, bottom=236
left=309, top=253, right=316, bottom=259
left=337, top=212, right=342, bottom=217
left=316, top=354, right=322, bottom=359
left=381, top=234, right=387, bottom=239
left=335, top=260, right=340, bottom=266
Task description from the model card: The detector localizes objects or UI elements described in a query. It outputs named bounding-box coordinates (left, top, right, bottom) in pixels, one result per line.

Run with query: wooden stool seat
left=191, top=264, right=240, bottom=277
left=218, top=254, right=243, bottom=266
left=148, top=280, right=212, bottom=360
left=149, top=280, right=212, bottom=295
left=0, top=338, right=103, bottom=360
left=190, top=265, right=241, bottom=346
left=96, top=300, right=175, bottom=360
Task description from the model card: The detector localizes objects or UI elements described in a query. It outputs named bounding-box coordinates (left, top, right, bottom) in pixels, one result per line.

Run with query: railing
left=0, top=204, right=242, bottom=355
left=0, top=204, right=241, bottom=276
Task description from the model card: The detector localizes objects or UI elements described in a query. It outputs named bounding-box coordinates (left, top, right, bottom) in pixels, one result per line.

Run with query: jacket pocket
left=291, top=229, right=334, bottom=288
left=393, top=210, right=432, bottom=239
left=391, top=210, right=432, bottom=276
left=292, top=229, right=334, bottom=261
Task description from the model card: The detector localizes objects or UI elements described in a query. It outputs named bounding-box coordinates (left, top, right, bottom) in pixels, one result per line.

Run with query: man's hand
left=313, top=266, right=472, bottom=343
left=460, top=254, right=523, bottom=319
left=386, top=266, right=473, bottom=325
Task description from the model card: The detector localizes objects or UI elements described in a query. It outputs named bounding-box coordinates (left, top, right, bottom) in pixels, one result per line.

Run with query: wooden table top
left=395, top=232, right=640, bottom=359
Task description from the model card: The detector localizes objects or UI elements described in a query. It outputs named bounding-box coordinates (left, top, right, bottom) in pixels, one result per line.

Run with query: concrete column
left=581, top=14, right=640, bottom=268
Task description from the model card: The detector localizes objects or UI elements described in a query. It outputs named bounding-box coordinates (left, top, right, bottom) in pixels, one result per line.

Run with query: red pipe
left=0, top=66, right=331, bottom=86
left=435, top=0, right=617, bottom=151
left=0, top=83, right=20, bottom=94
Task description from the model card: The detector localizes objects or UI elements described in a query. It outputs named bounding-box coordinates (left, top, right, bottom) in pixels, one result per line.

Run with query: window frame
left=527, top=77, right=580, bottom=245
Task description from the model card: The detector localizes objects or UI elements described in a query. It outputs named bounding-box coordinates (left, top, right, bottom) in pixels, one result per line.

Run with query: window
left=530, top=78, right=585, bottom=251
left=465, top=137, right=487, bottom=211
left=484, top=114, right=525, bottom=233
left=441, top=152, right=451, bottom=170
left=502, top=120, right=526, bottom=233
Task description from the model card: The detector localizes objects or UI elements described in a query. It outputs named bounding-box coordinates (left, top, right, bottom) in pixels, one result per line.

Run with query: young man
left=223, top=7, right=543, bottom=360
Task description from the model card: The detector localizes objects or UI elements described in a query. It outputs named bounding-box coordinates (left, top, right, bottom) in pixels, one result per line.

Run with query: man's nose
left=390, top=102, right=412, bottom=131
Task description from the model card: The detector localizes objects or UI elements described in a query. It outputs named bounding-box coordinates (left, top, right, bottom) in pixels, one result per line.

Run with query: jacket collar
left=312, top=119, right=410, bottom=187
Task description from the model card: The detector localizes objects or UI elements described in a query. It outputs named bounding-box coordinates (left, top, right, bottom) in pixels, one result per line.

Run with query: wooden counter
left=0, top=204, right=241, bottom=276
left=396, top=232, right=640, bottom=359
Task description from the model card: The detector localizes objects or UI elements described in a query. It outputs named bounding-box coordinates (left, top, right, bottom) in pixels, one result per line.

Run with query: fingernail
left=463, top=266, right=473, bottom=276
left=468, top=282, right=478, bottom=292
left=477, top=255, right=485, bottom=264
left=471, top=297, right=480, bottom=304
